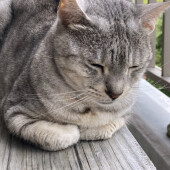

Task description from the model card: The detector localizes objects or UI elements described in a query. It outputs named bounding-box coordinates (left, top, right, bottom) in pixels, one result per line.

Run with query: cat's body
left=0, top=0, right=170, bottom=151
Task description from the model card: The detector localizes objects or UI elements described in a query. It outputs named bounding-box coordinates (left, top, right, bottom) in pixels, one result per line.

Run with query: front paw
left=80, top=118, right=125, bottom=141
left=80, top=127, right=113, bottom=141
left=55, top=125, right=80, bottom=150
left=33, top=124, right=80, bottom=151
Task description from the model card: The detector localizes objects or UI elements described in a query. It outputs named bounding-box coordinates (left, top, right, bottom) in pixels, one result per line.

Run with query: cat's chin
left=93, top=100, right=114, bottom=106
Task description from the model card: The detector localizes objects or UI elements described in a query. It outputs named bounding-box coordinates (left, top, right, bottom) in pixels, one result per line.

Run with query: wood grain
left=0, top=117, right=156, bottom=170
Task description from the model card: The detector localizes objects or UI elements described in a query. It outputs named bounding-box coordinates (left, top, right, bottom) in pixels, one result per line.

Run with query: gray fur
left=0, top=0, right=169, bottom=151
left=0, top=0, right=12, bottom=43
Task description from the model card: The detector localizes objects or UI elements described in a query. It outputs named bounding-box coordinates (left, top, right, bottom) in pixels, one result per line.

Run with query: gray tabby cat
left=0, top=0, right=170, bottom=151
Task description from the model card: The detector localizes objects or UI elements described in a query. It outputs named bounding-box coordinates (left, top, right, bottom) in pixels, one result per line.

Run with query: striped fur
left=0, top=0, right=169, bottom=151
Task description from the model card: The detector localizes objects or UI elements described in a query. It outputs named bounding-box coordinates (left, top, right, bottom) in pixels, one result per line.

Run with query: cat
left=0, top=0, right=170, bottom=151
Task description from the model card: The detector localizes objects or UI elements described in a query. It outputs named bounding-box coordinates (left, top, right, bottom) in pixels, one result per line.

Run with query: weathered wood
left=0, top=116, right=156, bottom=170
left=163, top=0, right=170, bottom=77
left=127, top=0, right=133, bottom=2
left=135, top=0, right=143, bottom=4
left=129, top=79, right=170, bottom=170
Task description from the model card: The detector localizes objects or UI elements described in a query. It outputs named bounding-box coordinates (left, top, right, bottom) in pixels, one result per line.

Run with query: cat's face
left=55, top=21, right=151, bottom=105
left=54, top=0, right=169, bottom=106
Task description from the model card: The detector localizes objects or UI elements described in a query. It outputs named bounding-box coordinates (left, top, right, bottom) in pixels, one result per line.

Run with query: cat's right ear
left=57, top=0, right=90, bottom=28
left=137, top=2, right=170, bottom=35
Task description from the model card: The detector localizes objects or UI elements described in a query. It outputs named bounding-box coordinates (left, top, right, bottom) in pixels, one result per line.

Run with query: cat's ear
left=137, top=2, right=170, bottom=34
left=57, top=0, right=89, bottom=27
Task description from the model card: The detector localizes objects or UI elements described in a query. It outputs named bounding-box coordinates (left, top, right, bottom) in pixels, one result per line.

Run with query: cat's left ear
left=57, top=0, right=89, bottom=27
left=137, top=2, right=170, bottom=34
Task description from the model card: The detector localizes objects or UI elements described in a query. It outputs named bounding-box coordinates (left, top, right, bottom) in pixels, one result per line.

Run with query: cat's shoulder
left=12, top=0, right=58, bottom=13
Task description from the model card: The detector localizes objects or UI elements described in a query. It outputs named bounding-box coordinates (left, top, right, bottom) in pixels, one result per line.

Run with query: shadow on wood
left=0, top=116, right=156, bottom=170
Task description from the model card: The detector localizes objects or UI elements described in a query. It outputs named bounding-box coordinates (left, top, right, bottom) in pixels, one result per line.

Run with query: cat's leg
left=80, top=118, right=125, bottom=140
left=4, top=109, right=80, bottom=151
left=0, top=0, right=12, bottom=39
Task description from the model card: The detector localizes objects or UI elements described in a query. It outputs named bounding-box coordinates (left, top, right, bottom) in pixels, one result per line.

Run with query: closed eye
left=129, top=65, right=140, bottom=69
left=90, top=64, right=104, bottom=73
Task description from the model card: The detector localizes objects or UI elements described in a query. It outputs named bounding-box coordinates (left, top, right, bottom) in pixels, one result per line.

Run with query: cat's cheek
left=129, top=70, right=145, bottom=84
left=64, top=71, right=89, bottom=88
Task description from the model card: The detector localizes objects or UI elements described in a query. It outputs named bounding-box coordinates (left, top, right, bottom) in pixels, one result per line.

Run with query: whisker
left=24, top=89, right=89, bottom=97
left=88, top=89, right=103, bottom=97
left=26, top=93, right=86, bottom=102
left=54, top=96, right=90, bottom=112
left=63, top=97, right=92, bottom=112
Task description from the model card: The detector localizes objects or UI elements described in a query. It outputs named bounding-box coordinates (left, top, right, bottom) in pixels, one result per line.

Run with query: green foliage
left=156, top=15, right=163, bottom=67
left=146, top=78, right=170, bottom=97
left=143, top=0, right=148, bottom=4
left=143, top=0, right=163, bottom=3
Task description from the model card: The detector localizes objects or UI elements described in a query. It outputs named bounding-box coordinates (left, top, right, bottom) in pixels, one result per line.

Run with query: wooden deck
left=0, top=117, right=156, bottom=170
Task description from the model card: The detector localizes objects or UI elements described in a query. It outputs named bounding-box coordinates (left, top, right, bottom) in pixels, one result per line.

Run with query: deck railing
left=128, top=0, right=170, bottom=92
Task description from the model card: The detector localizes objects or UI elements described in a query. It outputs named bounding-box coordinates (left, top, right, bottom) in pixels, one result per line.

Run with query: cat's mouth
left=93, top=100, right=115, bottom=105
left=93, top=94, right=125, bottom=106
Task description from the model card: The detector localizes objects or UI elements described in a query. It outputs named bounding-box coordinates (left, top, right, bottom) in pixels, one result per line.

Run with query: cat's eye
left=129, top=65, right=139, bottom=69
left=90, top=64, right=104, bottom=72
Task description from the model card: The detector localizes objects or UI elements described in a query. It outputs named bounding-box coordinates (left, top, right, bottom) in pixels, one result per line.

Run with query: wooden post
left=162, top=0, right=170, bottom=77
left=127, top=0, right=136, bottom=3
left=135, top=0, right=143, bottom=4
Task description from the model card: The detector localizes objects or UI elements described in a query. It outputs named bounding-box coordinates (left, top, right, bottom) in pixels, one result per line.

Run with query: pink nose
left=105, top=91, right=122, bottom=100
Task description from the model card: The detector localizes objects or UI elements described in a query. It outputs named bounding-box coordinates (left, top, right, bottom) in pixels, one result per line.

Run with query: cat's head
left=53, top=0, right=170, bottom=106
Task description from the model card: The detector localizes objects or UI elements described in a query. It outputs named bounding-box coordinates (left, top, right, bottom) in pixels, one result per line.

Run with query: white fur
left=80, top=118, right=125, bottom=140
left=5, top=106, right=80, bottom=151
left=5, top=104, right=128, bottom=151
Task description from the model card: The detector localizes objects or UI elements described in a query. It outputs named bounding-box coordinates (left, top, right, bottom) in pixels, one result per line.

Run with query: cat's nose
left=105, top=90, right=122, bottom=100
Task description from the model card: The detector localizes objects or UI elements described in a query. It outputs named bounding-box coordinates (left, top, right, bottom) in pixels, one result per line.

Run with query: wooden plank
left=90, top=142, right=110, bottom=170
left=6, top=137, right=25, bottom=170
left=50, top=150, right=64, bottom=170
left=120, top=127, right=156, bottom=170
left=129, top=79, right=170, bottom=169
left=59, top=149, right=72, bottom=170
left=28, top=147, right=44, bottom=170
left=43, top=152, right=53, bottom=170
left=0, top=115, right=156, bottom=170
left=81, top=142, right=99, bottom=170
left=0, top=119, right=10, bottom=170
left=99, top=141, right=122, bottom=170
left=114, top=131, right=144, bottom=170
left=75, top=143, right=91, bottom=170
left=162, top=0, right=170, bottom=77
left=109, top=135, right=132, bottom=170
left=67, top=147, right=81, bottom=170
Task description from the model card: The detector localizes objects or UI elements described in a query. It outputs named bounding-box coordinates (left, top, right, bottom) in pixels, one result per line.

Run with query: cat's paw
left=58, top=125, right=80, bottom=149
left=5, top=108, right=80, bottom=151
left=39, top=124, right=80, bottom=151
left=80, top=126, right=113, bottom=140
left=80, top=118, right=125, bottom=141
